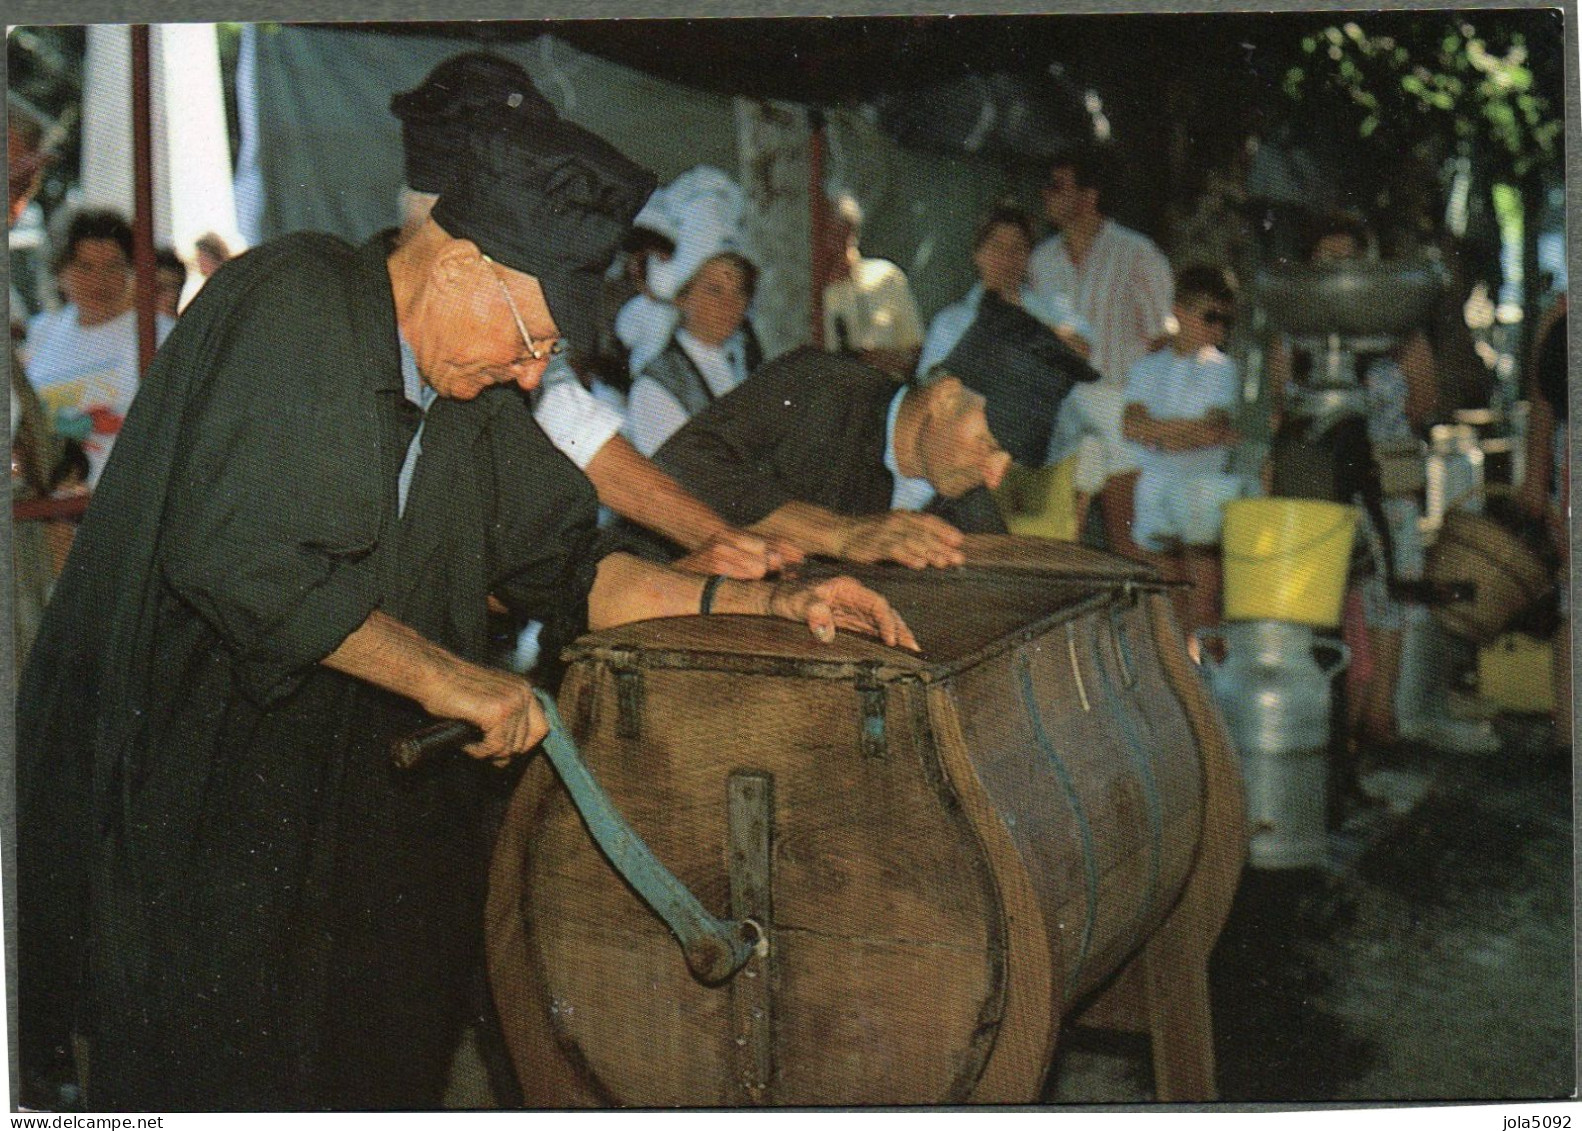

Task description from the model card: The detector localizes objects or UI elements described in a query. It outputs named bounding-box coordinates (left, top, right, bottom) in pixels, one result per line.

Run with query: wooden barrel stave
left=941, top=598, right=1205, bottom=1019
left=509, top=660, right=1000, bottom=1106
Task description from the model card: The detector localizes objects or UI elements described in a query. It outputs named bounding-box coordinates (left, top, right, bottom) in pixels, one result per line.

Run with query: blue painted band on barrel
left=1017, top=653, right=1099, bottom=994
left=1091, top=617, right=1165, bottom=956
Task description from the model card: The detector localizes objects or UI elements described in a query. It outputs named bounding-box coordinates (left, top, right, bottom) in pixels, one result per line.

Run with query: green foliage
left=1282, top=14, right=1561, bottom=181
left=7, top=26, right=86, bottom=214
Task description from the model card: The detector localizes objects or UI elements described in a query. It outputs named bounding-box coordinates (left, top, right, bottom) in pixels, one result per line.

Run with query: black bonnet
left=941, top=290, right=1101, bottom=466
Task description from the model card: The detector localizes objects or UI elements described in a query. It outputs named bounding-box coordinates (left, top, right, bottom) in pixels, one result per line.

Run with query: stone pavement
left=1049, top=712, right=1576, bottom=1105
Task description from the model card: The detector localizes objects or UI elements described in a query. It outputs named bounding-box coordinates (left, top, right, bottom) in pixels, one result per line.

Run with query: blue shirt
left=397, top=335, right=437, bottom=517
left=884, top=384, right=936, bottom=512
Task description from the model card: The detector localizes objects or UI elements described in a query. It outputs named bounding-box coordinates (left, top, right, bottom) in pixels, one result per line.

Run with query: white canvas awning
left=80, top=23, right=246, bottom=293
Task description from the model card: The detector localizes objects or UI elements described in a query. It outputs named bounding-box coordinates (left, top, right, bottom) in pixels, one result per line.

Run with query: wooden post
left=808, top=108, right=828, bottom=349
left=130, top=25, right=157, bottom=375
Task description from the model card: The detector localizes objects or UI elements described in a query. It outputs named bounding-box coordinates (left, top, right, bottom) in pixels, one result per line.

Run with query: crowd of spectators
left=9, top=46, right=1569, bottom=1114
left=12, top=52, right=1567, bottom=747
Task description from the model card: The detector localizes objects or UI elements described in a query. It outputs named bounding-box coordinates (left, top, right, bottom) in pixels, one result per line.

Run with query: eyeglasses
left=1202, top=310, right=1234, bottom=328
left=482, top=255, right=564, bottom=361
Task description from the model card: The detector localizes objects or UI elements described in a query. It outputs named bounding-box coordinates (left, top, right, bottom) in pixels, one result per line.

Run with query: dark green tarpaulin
left=248, top=23, right=1039, bottom=331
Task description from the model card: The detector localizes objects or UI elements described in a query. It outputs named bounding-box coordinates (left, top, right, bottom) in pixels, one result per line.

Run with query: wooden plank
left=959, top=533, right=1159, bottom=580
left=565, top=615, right=925, bottom=669
left=770, top=928, right=997, bottom=1105
left=516, top=664, right=997, bottom=1105
left=1072, top=961, right=1147, bottom=1034
left=485, top=671, right=605, bottom=1107
left=925, top=685, right=1057, bottom=1104
left=1133, top=593, right=1249, bottom=1103
left=944, top=606, right=1206, bottom=1005
left=532, top=911, right=732, bottom=1106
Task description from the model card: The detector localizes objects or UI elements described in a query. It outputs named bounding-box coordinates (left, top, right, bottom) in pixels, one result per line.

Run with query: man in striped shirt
left=1029, top=143, right=1174, bottom=559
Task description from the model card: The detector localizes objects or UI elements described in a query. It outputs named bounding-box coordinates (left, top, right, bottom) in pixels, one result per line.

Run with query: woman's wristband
left=699, top=574, right=727, bottom=616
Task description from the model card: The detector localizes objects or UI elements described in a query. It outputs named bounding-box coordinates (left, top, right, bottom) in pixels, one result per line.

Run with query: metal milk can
left=1194, top=620, right=1350, bottom=870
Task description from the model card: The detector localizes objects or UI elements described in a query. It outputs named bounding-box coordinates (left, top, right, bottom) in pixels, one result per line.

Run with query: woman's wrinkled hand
left=765, top=574, right=920, bottom=652
left=675, top=526, right=807, bottom=579
left=425, top=658, right=546, bottom=767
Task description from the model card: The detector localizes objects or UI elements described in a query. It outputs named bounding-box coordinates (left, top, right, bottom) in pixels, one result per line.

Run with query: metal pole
left=131, top=24, right=157, bottom=374
left=808, top=107, right=827, bottom=349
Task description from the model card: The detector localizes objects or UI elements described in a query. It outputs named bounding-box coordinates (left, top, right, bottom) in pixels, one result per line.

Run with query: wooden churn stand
left=486, top=535, right=1247, bottom=1105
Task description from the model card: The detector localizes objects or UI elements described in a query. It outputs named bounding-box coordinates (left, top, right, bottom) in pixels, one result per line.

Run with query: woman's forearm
left=583, top=434, right=730, bottom=551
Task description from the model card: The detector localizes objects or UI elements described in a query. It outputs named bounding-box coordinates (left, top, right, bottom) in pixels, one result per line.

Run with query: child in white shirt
left=1121, top=265, right=1244, bottom=640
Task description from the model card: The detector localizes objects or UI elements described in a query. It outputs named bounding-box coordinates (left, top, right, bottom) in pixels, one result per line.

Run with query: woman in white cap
left=626, top=248, right=762, bottom=457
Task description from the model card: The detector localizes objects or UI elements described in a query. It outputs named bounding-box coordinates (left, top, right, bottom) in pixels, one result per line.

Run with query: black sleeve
left=484, top=405, right=606, bottom=645
left=651, top=365, right=807, bottom=526
left=156, top=256, right=388, bottom=708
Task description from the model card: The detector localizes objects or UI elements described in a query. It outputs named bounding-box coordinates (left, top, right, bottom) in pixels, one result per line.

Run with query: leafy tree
left=1280, top=12, right=1563, bottom=375
left=1283, top=15, right=1561, bottom=184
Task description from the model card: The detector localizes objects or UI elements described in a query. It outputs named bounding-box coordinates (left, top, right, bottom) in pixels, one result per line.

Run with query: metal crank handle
left=389, top=696, right=762, bottom=984
left=532, top=690, right=762, bottom=986
left=390, top=719, right=484, bottom=771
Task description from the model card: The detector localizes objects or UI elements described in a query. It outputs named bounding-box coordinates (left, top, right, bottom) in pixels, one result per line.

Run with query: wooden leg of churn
left=1139, top=593, right=1248, bottom=1102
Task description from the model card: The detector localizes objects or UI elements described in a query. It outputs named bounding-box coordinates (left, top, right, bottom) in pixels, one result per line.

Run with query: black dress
left=650, top=346, right=1005, bottom=540
left=16, top=232, right=603, bottom=1110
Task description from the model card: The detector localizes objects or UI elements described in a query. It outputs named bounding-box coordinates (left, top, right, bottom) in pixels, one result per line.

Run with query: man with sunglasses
left=15, top=93, right=913, bottom=1112
left=1120, top=265, right=1246, bottom=642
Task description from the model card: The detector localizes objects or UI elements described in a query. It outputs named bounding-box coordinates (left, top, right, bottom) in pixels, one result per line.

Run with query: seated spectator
left=1121, top=265, right=1245, bottom=642
left=821, top=191, right=925, bottom=379
left=23, top=209, right=174, bottom=489
left=650, top=347, right=1012, bottom=569
left=626, top=250, right=761, bottom=457
left=917, top=203, right=1090, bottom=378
left=617, top=165, right=746, bottom=377
left=154, top=247, right=187, bottom=319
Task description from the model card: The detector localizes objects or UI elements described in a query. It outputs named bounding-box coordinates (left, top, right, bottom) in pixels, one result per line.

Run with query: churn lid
left=564, top=536, right=1163, bottom=677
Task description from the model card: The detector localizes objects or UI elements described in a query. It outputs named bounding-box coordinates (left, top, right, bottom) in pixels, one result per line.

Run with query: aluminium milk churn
left=1194, top=620, right=1350, bottom=870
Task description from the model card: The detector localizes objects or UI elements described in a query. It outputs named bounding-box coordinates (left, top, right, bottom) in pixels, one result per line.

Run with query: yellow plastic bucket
left=1477, top=633, right=1555, bottom=714
left=1222, top=498, right=1358, bottom=627
left=994, top=455, right=1079, bottom=542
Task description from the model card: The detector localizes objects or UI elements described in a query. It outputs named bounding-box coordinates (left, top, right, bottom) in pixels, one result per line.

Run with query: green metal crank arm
left=389, top=694, right=760, bottom=984
left=532, top=690, right=761, bottom=985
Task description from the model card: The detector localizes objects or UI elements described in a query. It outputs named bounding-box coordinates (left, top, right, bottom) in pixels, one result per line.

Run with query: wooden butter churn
left=487, top=536, right=1246, bottom=1105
